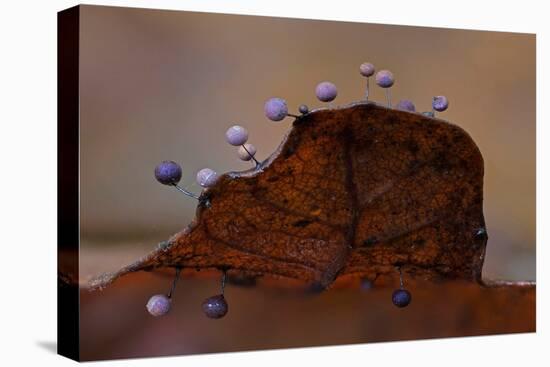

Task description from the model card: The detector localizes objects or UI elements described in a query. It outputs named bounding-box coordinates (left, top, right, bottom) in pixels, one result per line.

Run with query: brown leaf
left=89, top=102, right=488, bottom=291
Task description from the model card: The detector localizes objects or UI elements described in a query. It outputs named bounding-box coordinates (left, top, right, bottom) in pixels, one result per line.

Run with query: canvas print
left=57, top=5, right=536, bottom=361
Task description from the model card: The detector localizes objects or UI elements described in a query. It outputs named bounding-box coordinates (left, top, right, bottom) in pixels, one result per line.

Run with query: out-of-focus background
left=78, top=5, right=535, bottom=361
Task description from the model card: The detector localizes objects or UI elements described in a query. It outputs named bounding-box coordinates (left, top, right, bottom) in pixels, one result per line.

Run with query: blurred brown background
left=77, top=5, right=535, bottom=360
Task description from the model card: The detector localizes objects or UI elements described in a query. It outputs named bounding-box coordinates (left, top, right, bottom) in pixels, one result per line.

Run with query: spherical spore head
left=392, top=289, right=412, bottom=308
left=432, top=96, right=449, bottom=112
left=146, top=294, right=171, bottom=316
left=375, top=70, right=395, bottom=88
left=359, top=62, right=375, bottom=77
left=196, top=168, right=218, bottom=188
left=202, top=294, right=228, bottom=319
left=237, top=143, right=257, bottom=161
left=264, top=97, right=288, bottom=122
left=315, top=81, right=338, bottom=102
left=154, top=160, right=182, bottom=185
left=225, top=125, right=248, bottom=146
left=298, top=104, right=309, bottom=114
left=396, top=99, right=416, bottom=112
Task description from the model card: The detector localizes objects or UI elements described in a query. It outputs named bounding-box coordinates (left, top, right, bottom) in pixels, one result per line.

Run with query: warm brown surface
left=80, top=270, right=534, bottom=361
left=79, top=101, right=534, bottom=361
left=74, top=8, right=535, bottom=360
left=90, top=102, right=488, bottom=290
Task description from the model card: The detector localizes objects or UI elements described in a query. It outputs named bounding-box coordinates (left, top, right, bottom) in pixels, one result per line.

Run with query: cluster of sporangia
left=146, top=62, right=450, bottom=318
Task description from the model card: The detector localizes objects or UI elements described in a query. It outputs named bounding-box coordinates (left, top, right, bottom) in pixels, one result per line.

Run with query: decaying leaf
left=90, top=102, right=490, bottom=290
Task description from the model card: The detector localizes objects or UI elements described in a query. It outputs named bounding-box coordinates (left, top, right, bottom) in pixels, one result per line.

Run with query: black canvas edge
left=57, top=5, right=81, bottom=362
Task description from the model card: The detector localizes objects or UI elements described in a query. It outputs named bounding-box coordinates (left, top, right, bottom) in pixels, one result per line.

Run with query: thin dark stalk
left=241, top=144, right=260, bottom=165
left=173, top=184, right=199, bottom=199
left=221, top=270, right=227, bottom=295
left=167, top=267, right=182, bottom=299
